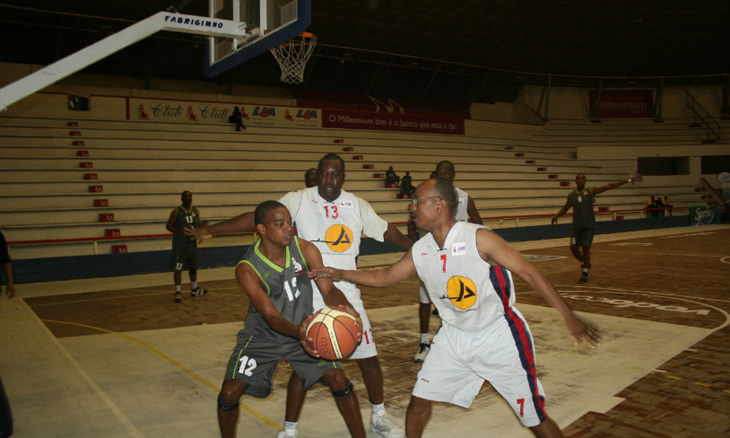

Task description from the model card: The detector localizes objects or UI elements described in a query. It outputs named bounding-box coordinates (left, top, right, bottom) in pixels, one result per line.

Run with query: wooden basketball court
left=1, top=225, right=729, bottom=437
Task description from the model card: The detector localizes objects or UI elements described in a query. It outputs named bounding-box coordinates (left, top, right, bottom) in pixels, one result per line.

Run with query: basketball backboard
left=204, top=0, right=311, bottom=78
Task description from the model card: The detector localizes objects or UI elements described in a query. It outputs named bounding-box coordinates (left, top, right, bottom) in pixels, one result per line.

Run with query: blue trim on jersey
left=491, top=264, right=546, bottom=423
left=489, top=264, right=512, bottom=311
left=503, top=309, right=547, bottom=423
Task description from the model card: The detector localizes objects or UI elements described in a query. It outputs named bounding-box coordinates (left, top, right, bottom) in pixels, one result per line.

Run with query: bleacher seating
left=0, top=109, right=719, bottom=264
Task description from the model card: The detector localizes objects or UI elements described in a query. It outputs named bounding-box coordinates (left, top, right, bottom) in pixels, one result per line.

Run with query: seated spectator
left=399, top=171, right=415, bottom=198
left=654, top=196, right=666, bottom=216
left=663, top=196, right=673, bottom=216
left=228, top=106, right=246, bottom=131
left=645, top=196, right=659, bottom=218
left=385, top=166, right=400, bottom=188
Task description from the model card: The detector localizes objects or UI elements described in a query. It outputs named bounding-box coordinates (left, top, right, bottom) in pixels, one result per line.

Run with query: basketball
left=306, top=307, right=362, bottom=360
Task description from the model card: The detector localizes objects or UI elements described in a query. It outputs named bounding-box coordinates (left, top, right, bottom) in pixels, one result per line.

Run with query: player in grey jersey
left=217, top=201, right=366, bottom=438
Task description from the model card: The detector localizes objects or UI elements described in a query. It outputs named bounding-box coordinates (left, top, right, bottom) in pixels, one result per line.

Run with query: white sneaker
left=370, top=413, right=404, bottom=438
left=276, top=430, right=298, bottom=438
left=414, top=343, right=430, bottom=363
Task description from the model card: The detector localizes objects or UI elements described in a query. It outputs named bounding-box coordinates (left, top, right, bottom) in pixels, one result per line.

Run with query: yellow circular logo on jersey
left=446, top=276, right=477, bottom=310
left=325, top=224, right=353, bottom=253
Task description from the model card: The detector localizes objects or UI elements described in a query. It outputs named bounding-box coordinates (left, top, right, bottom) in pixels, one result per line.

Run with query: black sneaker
left=191, top=287, right=208, bottom=297
left=174, top=292, right=182, bottom=303
left=579, top=272, right=589, bottom=284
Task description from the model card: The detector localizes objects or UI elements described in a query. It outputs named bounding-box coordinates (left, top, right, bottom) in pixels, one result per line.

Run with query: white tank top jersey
left=454, top=186, right=469, bottom=222
left=279, top=187, right=389, bottom=271
left=412, top=221, right=516, bottom=333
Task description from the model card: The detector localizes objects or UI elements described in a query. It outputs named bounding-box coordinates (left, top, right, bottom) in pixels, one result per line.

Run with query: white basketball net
left=270, top=33, right=317, bottom=84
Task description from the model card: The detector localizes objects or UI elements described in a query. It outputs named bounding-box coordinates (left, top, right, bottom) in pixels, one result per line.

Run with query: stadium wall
left=11, top=217, right=690, bottom=284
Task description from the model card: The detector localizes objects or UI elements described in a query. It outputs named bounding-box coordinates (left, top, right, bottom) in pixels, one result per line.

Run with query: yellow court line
left=41, top=318, right=281, bottom=431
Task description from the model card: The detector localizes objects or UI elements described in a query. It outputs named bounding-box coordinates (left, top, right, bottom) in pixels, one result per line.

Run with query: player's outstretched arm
left=300, top=240, right=359, bottom=317
left=475, top=229, right=601, bottom=348
left=592, top=176, right=634, bottom=196
left=185, top=211, right=255, bottom=243
left=309, top=249, right=416, bottom=288
left=383, top=222, right=414, bottom=249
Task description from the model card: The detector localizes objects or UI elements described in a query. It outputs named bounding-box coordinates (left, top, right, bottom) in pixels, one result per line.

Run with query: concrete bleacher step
left=0, top=113, right=714, bottom=261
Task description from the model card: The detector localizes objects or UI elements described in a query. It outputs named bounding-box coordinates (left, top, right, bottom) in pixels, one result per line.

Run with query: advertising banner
left=689, top=205, right=720, bottom=225
left=127, top=97, right=320, bottom=128
left=322, top=108, right=464, bottom=135
left=589, top=90, right=653, bottom=118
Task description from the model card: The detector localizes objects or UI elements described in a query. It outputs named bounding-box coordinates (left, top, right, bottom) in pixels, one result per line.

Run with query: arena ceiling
left=0, top=1, right=728, bottom=104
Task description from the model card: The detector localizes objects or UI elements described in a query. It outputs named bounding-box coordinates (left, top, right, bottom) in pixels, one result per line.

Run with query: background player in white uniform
left=409, top=160, right=483, bottom=363
left=190, top=153, right=412, bottom=438
left=311, top=177, right=600, bottom=438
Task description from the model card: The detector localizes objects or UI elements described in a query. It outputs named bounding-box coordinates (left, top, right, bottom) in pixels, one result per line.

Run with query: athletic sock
left=283, top=421, right=297, bottom=436
left=420, top=333, right=429, bottom=344
left=371, top=402, right=385, bottom=417
left=582, top=268, right=589, bottom=273
left=191, top=281, right=198, bottom=291
left=175, top=285, right=182, bottom=293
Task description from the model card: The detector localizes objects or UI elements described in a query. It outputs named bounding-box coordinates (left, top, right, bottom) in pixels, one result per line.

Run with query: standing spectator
left=411, top=160, right=483, bottom=363
left=228, top=106, right=246, bottom=131
left=189, top=154, right=411, bottom=438
left=0, top=231, right=15, bottom=298
left=552, top=174, right=634, bottom=283
left=310, top=177, right=600, bottom=438
left=166, top=191, right=208, bottom=303
left=304, top=168, right=317, bottom=188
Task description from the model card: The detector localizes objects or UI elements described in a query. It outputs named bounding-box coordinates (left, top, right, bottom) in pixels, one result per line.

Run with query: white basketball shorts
left=412, top=308, right=549, bottom=427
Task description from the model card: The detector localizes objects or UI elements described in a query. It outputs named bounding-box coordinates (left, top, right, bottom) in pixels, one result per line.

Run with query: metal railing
left=687, top=91, right=722, bottom=143
left=7, top=207, right=688, bottom=253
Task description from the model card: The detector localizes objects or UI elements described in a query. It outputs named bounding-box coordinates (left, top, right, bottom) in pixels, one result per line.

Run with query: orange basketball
left=306, top=306, right=361, bottom=360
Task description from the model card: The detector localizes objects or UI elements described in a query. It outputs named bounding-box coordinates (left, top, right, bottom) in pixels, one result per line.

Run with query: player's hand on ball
left=332, top=304, right=363, bottom=343
left=298, top=314, right=320, bottom=357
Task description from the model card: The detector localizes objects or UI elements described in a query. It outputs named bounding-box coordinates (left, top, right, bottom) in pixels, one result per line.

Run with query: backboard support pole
left=0, top=11, right=248, bottom=111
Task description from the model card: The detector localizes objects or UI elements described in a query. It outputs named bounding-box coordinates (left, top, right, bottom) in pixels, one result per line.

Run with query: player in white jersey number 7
left=311, top=177, right=601, bottom=438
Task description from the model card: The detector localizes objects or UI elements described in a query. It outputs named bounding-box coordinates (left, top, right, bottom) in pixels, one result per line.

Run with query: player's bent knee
left=217, top=392, right=240, bottom=411
left=330, top=380, right=354, bottom=399
left=189, top=269, right=197, bottom=276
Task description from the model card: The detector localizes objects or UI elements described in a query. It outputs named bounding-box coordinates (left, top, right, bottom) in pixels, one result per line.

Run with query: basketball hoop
left=270, top=32, right=317, bottom=84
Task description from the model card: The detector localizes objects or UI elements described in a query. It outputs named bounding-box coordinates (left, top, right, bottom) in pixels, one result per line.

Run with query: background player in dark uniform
left=304, top=168, right=317, bottom=188
left=166, top=191, right=208, bottom=303
left=217, top=201, right=366, bottom=438
left=0, top=231, right=15, bottom=298
left=551, top=174, right=635, bottom=283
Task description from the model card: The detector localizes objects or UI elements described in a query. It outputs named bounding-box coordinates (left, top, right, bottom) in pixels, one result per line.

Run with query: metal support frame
left=0, top=11, right=248, bottom=111
left=592, top=78, right=603, bottom=122
left=686, top=91, right=722, bottom=142
left=654, top=77, right=664, bottom=122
